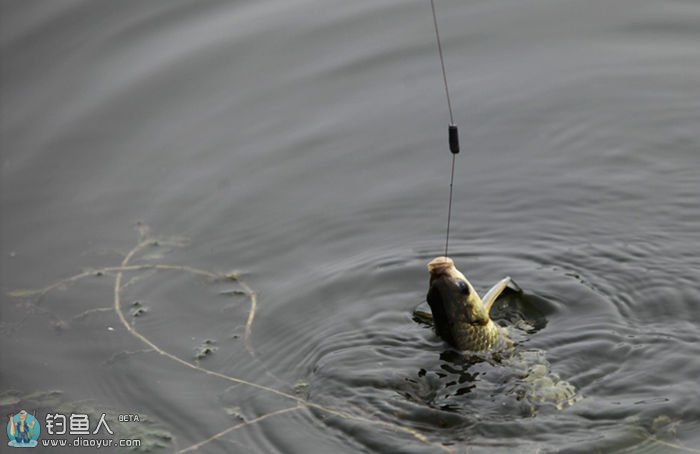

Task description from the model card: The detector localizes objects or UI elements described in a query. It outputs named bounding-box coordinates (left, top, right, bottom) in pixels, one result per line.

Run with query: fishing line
left=430, top=0, right=460, bottom=257
left=444, top=151, right=456, bottom=257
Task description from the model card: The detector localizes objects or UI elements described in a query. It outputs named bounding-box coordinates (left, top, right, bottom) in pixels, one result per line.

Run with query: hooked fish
left=425, top=256, right=520, bottom=352
left=422, top=256, right=580, bottom=410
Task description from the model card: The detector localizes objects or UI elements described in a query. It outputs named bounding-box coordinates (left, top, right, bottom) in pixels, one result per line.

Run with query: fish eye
left=456, top=280, right=470, bottom=295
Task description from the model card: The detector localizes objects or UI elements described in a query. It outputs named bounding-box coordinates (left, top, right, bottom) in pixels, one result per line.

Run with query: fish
left=422, top=256, right=580, bottom=411
left=425, top=256, right=520, bottom=352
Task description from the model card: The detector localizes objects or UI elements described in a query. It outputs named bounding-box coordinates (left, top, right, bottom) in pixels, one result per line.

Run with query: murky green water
left=2, top=0, right=700, bottom=452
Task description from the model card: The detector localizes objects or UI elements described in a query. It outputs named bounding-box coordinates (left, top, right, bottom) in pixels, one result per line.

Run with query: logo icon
left=6, top=410, right=40, bottom=448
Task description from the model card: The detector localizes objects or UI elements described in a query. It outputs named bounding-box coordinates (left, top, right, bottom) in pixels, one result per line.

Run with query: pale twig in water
left=71, top=307, right=113, bottom=321
left=10, top=229, right=446, bottom=452
left=176, top=404, right=301, bottom=453
left=632, top=429, right=700, bottom=454
left=649, top=437, right=700, bottom=454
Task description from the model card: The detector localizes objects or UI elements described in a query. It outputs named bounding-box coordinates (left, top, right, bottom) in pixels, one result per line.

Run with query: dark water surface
left=2, top=0, right=700, bottom=452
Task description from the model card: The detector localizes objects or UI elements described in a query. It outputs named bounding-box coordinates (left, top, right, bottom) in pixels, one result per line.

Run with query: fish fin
left=482, top=277, right=522, bottom=314
left=412, top=310, right=433, bottom=326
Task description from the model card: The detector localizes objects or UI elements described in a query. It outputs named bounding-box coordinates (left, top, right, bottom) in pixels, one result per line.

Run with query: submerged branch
left=176, top=405, right=301, bottom=453
left=9, top=229, right=442, bottom=451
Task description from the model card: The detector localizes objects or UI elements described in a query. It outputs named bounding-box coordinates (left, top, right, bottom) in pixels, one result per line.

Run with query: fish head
left=426, top=257, right=489, bottom=344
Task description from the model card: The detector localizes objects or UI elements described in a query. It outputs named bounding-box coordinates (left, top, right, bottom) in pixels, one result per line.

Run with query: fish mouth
left=427, top=256, right=456, bottom=285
